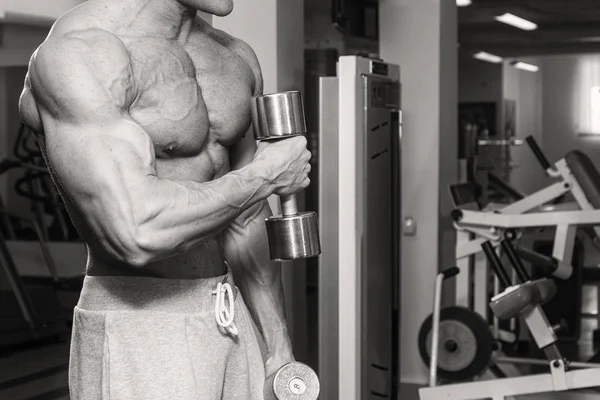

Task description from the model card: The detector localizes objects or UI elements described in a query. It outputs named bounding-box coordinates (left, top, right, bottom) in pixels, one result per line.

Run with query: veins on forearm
left=174, top=169, right=265, bottom=211
left=138, top=167, right=266, bottom=235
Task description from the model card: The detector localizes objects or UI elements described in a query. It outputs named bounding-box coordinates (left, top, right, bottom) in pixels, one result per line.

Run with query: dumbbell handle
left=280, top=195, right=298, bottom=216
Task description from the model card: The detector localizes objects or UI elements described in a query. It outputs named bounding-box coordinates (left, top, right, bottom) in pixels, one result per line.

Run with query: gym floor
left=0, top=286, right=599, bottom=400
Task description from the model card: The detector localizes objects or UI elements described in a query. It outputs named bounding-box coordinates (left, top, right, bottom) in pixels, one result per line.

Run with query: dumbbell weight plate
left=266, top=362, right=320, bottom=400
left=251, top=91, right=307, bottom=140
left=265, top=211, right=321, bottom=261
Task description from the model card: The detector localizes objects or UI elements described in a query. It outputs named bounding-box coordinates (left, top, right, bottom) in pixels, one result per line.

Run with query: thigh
left=104, top=311, right=202, bottom=400
left=71, top=308, right=228, bottom=400
left=69, top=307, right=108, bottom=400
left=222, top=295, right=266, bottom=400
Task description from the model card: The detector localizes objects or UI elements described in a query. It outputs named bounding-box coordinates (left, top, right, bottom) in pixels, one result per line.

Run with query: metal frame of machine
left=419, top=142, right=600, bottom=399
left=420, top=358, right=600, bottom=400
left=454, top=147, right=600, bottom=322
left=317, top=55, right=401, bottom=400
left=420, top=239, right=600, bottom=400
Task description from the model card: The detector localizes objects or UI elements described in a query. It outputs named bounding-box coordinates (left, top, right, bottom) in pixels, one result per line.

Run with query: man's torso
left=19, top=0, right=258, bottom=279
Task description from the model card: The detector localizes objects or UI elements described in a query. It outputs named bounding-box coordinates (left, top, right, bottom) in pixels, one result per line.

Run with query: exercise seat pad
left=490, top=279, right=557, bottom=320
left=566, top=150, right=600, bottom=208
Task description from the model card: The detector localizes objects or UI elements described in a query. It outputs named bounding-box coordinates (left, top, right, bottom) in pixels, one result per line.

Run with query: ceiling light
left=513, top=61, right=539, bottom=72
left=495, top=13, right=538, bottom=31
left=474, top=51, right=503, bottom=64
left=457, top=0, right=472, bottom=6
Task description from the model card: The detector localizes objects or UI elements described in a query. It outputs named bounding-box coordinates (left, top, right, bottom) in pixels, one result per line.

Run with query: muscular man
left=19, top=0, right=311, bottom=398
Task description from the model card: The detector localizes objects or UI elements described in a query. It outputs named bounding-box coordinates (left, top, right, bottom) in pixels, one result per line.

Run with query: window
left=590, top=86, right=600, bottom=134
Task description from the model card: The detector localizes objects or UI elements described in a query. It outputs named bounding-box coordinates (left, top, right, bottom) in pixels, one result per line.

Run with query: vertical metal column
left=316, top=77, right=340, bottom=400
left=362, top=74, right=401, bottom=399
left=317, top=56, right=401, bottom=400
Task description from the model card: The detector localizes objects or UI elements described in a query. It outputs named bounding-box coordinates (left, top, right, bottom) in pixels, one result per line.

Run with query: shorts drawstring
left=212, top=275, right=238, bottom=337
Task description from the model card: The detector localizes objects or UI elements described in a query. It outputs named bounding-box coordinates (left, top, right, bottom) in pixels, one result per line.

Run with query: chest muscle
left=124, top=35, right=254, bottom=160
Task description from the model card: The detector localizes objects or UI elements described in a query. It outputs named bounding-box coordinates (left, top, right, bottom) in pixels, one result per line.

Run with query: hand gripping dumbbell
left=264, top=361, right=320, bottom=400
left=251, top=91, right=321, bottom=261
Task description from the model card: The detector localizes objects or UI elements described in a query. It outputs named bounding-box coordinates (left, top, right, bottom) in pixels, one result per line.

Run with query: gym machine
left=7, top=124, right=76, bottom=241
left=419, top=237, right=600, bottom=400
left=311, top=55, right=401, bottom=400
left=418, top=136, right=600, bottom=398
left=452, top=136, right=600, bottom=322
left=0, top=202, right=70, bottom=349
left=0, top=165, right=66, bottom=347
left=0, top=124, right=83, bottom=349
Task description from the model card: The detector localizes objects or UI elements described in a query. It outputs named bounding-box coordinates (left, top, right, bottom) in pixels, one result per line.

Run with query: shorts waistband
left=77, top=268, right=236, bottom=314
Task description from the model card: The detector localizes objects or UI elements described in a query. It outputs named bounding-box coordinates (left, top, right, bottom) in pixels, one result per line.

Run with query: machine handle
left=481, top=241, right=512, bottom=289
left=515, top=247, right=558, bottom=276
left=525, top=135, right=552, bottom=171
left=478, top=139, right=524, bottom=146
left=441, top=267, right=460, bottom=280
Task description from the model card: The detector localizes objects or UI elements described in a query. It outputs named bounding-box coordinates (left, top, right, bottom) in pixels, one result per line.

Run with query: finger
left=297, top=136, right=307, bottom=146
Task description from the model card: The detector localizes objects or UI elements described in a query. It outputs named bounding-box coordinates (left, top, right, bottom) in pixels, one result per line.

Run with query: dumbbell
left=251, top=91, right=321, bottom=261
left=264, top=361, right=320, bottom=400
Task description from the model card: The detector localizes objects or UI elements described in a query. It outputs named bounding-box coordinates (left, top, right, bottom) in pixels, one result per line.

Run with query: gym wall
left=502, top=57, right=545, bottom=195
left=380, top=0, right=458, bottom=385
left=541, top=54, right=600, bottom=167
left=459, top=50, right=504, bottom=135
left=304, top=0, right=379, bottom=58
left=0, top=0, right=85, bottom=23
left=459, top=52, right=545, bottom=195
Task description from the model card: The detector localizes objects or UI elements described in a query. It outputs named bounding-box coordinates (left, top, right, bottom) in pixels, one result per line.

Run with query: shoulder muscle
left=231, top=38, right=263, bottom=97
left=27, top=29, right=134, bottom=124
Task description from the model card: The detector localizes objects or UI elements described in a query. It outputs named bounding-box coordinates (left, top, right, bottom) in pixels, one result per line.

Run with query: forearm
left=123, top=161, right=274, bottom=264
left=223, top=200, right=293, bottom=359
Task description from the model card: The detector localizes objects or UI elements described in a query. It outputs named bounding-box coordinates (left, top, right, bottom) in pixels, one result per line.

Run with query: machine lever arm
left=525, top=135, right=552, bottom=172
left=441, top=267, right=460, bottom=280
left=501, top=238, right=531, bottom=283
left=481, top=241, right=512, bottom=289
left=515, top=247, right=558, bottom=277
